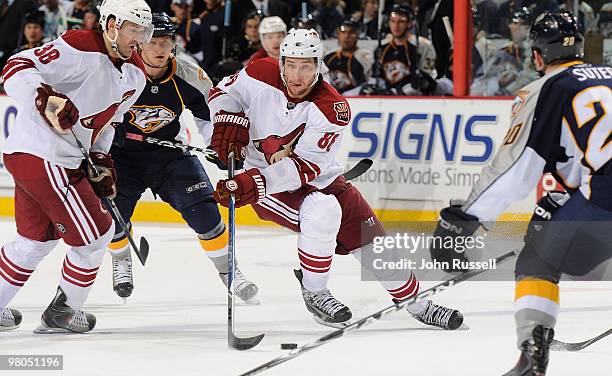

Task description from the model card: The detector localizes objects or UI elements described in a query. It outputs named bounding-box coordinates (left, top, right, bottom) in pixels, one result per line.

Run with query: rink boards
left=0, top=94, right=557, bottom=224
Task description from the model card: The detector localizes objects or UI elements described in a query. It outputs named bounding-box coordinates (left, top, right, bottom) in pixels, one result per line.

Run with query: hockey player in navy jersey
left=208, top=28, right=464, bottom=330
left=0, top=0, right=153, bottom=333
left=429, top=11, right=612, bottom=375
left=107, top=12, right=258, bottom=303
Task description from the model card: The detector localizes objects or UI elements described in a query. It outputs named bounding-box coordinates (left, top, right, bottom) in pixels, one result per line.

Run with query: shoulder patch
left=333, top=102, right=350, bottom=124
left=310, top=81, right=351, bottom=126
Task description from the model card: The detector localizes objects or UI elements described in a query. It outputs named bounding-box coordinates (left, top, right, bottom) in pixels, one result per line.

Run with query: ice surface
left=0, top=219, right=610, bottom=375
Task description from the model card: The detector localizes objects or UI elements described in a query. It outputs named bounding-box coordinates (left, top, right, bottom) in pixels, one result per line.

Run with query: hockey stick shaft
left=126, top=133, right=372, bottom=181
left=227, top=151, right=265, bottom=350
left=551, top=328, right=612, bottom=352
left=228, top=151, right=237, bottom=347
left=239, top=248, right=520, bottom=375
left=69, top=129, right=149, bottom=266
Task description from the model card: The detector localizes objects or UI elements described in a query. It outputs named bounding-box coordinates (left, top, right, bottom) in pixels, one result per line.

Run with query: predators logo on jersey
left=253, top=123, right=306, bottom=165
left=127, top=105, right=177, bottom=133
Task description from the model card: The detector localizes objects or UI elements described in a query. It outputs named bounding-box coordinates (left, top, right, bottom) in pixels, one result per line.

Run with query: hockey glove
left=430, top=205, right=481, bottom=272
left=214, top=168, right=266, bottom=208
left=35, top=83, right=79, bottom=134
left=87, top=151, right=117, bottom=199
left=210, top=110, right=250, bottom=165
left=205, top=146, right=243, bottom=170
left=524, top=191, right=569, bottom=244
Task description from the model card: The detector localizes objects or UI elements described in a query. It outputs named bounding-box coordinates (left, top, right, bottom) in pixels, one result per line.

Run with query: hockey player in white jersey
left=0, top=0, right=153, bottom=333
left=429, top=11, right=612, bottom=375
left=208, top=28, right=464, bottom=330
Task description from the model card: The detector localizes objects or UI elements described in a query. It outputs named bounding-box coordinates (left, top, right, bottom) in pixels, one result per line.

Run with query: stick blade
left=230, top=333, right=265, bottom=351
left=135, top=237, right=149, bottom=266
left=343, top=158, right=373, bottom=180
left=550, top=339, right=571, bottom=352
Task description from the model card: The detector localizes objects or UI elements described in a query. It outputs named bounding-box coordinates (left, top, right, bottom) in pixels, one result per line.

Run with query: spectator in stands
left=39, top=0, right=70, bottom=41
left=65, top=0, right=94, bottom=21
left=475, top=0, right=501, bottom=35
left=471, top=6, right=497, bottom=80
left=12, top=10, right=45, bottom=54
left=199, top=0, right=224, bottom=70
left=498, top=0, right=558, bottom=37
left=231, top=0, right=291, bottom=35
left=369, top=4, right=443, bottom=96
left=81, top=7, right=100, bottom=31
left=418, top=0, right=452, bottom=79
left=324, top=18, right=373, bottom=95
left=559, top=0, right=596, bottom=33
left=0, top=0, right=38, bottom=70
left=311, top=0, right=346, bottom=39
left=247, top=15, right=286, bottom=63
left=600, top=3, right=612, bottom=37
left=351, top=0, right=379, bottom=40
left=229, top=10, right=263, bottom=64
left=471, top=7, right=538, bottom=96
left=171, top=0, right=202, bottom=57
left=146, top=0, right=173, bottom=14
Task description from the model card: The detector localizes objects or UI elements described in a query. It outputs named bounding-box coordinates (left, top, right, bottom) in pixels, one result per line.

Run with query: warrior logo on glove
left=226, top=180, right=238, bottom=191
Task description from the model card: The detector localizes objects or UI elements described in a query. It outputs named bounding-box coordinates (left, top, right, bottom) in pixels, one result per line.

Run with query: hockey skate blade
left=312, top=315, right=351, bottom=329
left=33, top=324, right=82, bottom=335
left=0, top=325, right=19, bottom=332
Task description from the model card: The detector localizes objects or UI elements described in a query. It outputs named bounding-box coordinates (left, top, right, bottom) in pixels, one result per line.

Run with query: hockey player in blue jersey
left=429, top=11, right=612, bottom=375
left=107, top=13, right=259, bottom=304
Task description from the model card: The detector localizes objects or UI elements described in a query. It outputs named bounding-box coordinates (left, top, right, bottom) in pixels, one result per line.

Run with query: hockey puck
left=281, top=343, right=298, bottom=350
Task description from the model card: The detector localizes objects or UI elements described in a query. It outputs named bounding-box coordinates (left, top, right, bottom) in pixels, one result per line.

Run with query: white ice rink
left=0, top=218, right=611, bottom=376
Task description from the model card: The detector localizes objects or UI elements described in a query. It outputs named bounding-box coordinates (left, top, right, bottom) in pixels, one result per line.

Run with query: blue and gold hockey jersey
left=113, top=57, right=212, bottom=157
left=463, top=61, right=612, bottom=226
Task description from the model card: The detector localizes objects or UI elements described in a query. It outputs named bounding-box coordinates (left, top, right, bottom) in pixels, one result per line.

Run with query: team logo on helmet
left=333, top=102, right=350, bottom=124
left=128, top=105, right=176, bottom=133
left=253, top=123, right=306, bottom=165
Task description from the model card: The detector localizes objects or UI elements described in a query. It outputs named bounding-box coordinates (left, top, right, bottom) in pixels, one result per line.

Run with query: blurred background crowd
left=1, top=0, right=612, bottom=97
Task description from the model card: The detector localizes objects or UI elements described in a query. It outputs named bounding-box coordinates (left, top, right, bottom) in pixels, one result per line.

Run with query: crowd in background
left=2, top=0, right=612, bottom=97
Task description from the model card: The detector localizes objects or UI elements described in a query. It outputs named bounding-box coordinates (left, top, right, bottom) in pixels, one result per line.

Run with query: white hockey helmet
left=99, top=0, right=154, bottom=43
left=280, top=28, right=324, bottom=88
left=259, top=16, right=287, bottom=37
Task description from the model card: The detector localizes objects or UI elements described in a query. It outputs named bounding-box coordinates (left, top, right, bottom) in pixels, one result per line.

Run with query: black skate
left=0, top=307, right=22, bottom=331
left=294, top=269, right=352, bottom=328
left=503, top=326, right=554, bottom=376
left=112, top=254, right=133, bottom=301
left=409, top=299, right=464, bottom=330
left=220, top=267, right=259, bottom=304
left=34, top=287, right=96, bottom=334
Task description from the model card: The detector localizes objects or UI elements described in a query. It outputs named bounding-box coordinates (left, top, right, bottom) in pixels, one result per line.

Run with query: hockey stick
left=343, top=158, right=373, bottom=180
left=227, top=151, right=265, bottom=350
left=551, top=328, right=612, bottom=352
left=239, top=248, right=520, bottom=375
left=124, top=133, right=373, bottom=181
left=69, top=129, right=149, bottom=266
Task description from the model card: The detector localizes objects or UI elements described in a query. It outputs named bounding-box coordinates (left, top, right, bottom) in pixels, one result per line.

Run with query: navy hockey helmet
left=529, top=11, right=584, bottom=64
left=152, top=12, right=176, bottom=37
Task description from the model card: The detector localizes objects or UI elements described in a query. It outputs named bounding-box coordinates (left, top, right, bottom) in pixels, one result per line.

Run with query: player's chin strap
left=104, top=28, right=131, bottom=61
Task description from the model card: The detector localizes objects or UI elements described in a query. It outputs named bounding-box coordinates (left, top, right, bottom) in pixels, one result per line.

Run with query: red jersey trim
left=61, top=30, right=146, bottom=78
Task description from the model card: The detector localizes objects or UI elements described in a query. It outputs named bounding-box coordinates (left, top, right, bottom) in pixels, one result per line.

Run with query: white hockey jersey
left=208, top=57, right=351, bottom=195
left=1, top=30, right=146, bottom=168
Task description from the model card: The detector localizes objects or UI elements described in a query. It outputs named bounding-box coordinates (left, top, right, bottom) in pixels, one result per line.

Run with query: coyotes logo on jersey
left=80, top=89, right=136, bottom=142
left=127, top=105, right=177, bottom=133
left=253, top=123, right=306, bottom=165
